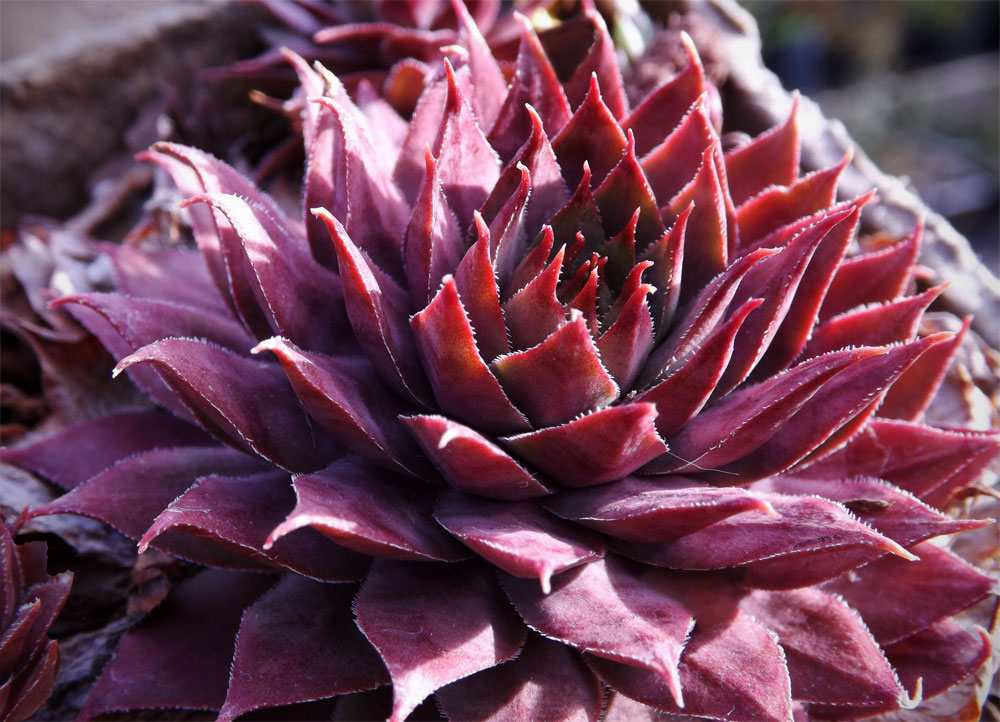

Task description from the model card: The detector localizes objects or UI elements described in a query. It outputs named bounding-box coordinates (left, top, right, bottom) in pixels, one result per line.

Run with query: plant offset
left=5, top=1, right=999, bottom=721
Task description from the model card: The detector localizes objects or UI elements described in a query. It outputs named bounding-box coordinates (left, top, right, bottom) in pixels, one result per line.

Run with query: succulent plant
left=5, top=1, right=998, bottom=720
left=1, top=520, right=71, bottom=722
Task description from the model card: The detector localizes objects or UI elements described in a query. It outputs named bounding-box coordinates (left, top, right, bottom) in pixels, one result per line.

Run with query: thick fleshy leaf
left=725, top=95, right=800, bottom=206
left=217, top=577, right=388, bottom=722
left=549, top=163, right=606, bottom=253
left=881, top=619, right=992, bottom=700
left=403, top=147, right=465, bottom=309
left=623, top=32, right=707, bottom=156
left=402, top=415, right=553, bottom=500
left=114, top=338, right=336, bottom=472
left=615, top=491, right=912, bottom=579
left=552, top=74, right=628, bottom=191
left=488, top=14, right=572, bottom=161
left=101, top=242, right=227, bottom=314
left=79, top=571, right=271, bottom=718
left=641, top=94, right=716, bottom=205
left=545, top=476, right=776, bottom=543
left=487, top=162, right=533, bottom=286
left=267, top=457, right=467, bottom=561
left=138, top=471, right=369, bottom=582
left=435, top=491, right=604, bottom=592
left=31, top=446, right=267, bottom=542
left=741, top=588, right=906, bottom=708
left=587, top=597, right=794, bottom=721
left=503, top=556, right=691, bottom=705
left=433, top=60, right=501, bottom=229
left=823, top=542, right=994, bottom=645
left=437, top=634, right=602, bottom=722
left=3, top=639, right=59, bottom=722
left=318, top=208, right=433, bottom=406
left=597, top=279, right=655, bottom=390
left=594, top=133, right=665, bottom=248
left=252, top=337, right=428, bottom=477
left=452, top=0, right=506, bottom=130
left=3, top=411, right=211, bottom=490
left=356, top=559, right=527, bottom=722
left=641, top=207, right=687, bottom=335
left=493, top=313, right=618, bottom=428
left=411, top=277, right=529, bottom=434
left=503, top=246, right=568, bottom=350
left=454, top=217, right=509, bottom=362
left=503, top=402, right=667, bottom=487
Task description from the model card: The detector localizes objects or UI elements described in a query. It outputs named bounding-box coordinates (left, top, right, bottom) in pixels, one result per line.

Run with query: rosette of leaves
left=6, top=2, right=998, bottom=720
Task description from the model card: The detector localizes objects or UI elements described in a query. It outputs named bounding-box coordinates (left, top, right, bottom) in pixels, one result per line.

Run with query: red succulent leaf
left=217, top=577, right=388, bottom=722
left=435, top=491, right=604, bottom=592
left=724, top=94, right=800, bottom=206
left=598, top=210, right=639, bottom=293
left=823, top=542, right=994, bottom=645
left=487, top=163, right=533, bottom=286
left=3, top=640, right=59, bottom=722
left=488, top=14, right=572, bottom=161
left=267, top=457, right=468, bottom=562
left=594, top=132, right=665, bottom=248
left=502, top=556, right=692, bottom=705
left=2, top=411, right=211, bottom=490
left=544, top=475, right=777, bottom=543
left=503, top=245, right=567, bottom=349
left=411, top=277, right=530, bottom=434
left=78, top=570, right=272, bottom=719
left=503, top=402, right=667, bottom=487
left=402, top=415, right=553, bottom=500
left=114, top=338, right=337, bottom=472
left=507, top=224, right=555, bottom=302
left=623, top=32, right=707, bottom=157
left=641, top=94, right=717, bottom=206
left=640, top=205, right=688, bottom=335
left=740, top=588, right=908, bottom=708
left=451, top=0, right=506, bottom=130
left=549, top=162, right=606, bottom=253
left=493, top=313, right=618, bottom=428
left=454, top=216, right=510, bottom=361
left=138, top=471, right=369, bottom=581
left=101, top=242, right=227, bottom=314
left=356, top=559, right=527, bottom=722
left=552, top=74, right=628, bottom=191
left=317, top=208, right=434, bottom=407
left=437, top=633, right=603, bottom=722
left=597, top=278, right=655, bottom=390
left=881, top=619, right=993, bottom=700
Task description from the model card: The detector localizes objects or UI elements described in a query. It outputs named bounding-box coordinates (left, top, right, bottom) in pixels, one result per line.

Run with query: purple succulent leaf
left=267, top=457, right=468, bottom=561
left=411, top=276, right=530, bottom=434
left=114, top=337, right=337, bottom=472
left=507, top=224, right=555, bottom=303
left=3, top=640, right=58, bottom=722
left=594, top=133, right=665, bottom=248
left=880, top=619, right=992, bottom=701
left=451, top=0, right=506, bottom=130
left=638, top=297, right=762, bottom=438
left=311, top=94, right=411, bottom=279
left=435, top=491, right=605, bottom=593
left=882, top=319, right=971, bottom=422
left=437, top=633, right=603, bottom=722
left=544, top=476, right=777, bottom=543
left=0, top=576, right=70, bottom=681
left=402, top=415, right=554, bottom=500
left=549, top=162, right=606, bottom=253
left=646, top=346, right=882, bottom=475
left=487, top=162, right=533, bottom=286
left=503, top=245, right=568, bottom=350
left=597, top=211, right=639, bottom=295
left=356, top=559, right=527, bottom=722
left=740, top=588, right=908, bottom=708
left=749, top=203, right=863, bottom=379
left=403, top=147, right=465, bottom=309
left=454, top=216, right=510, bottom=361
left=356, top=78, right=408, bottom=160
left=1, top=603, right=43, bottom=676
left=597, top=278, right=655, bottom=391
left=503, top=402, right=667, bottom=487
left=30, top=446, right=267, bottom=540
left=641, top=95, right=716, bottom=206
left=78, top=570, right=272, bottom=719
left=602, top=693, right=673, bottom=721
left=492, top=313, right=619, bottom=428
left=551, top=74, right=628, bottom=191
left=488, top=14, right=572, bottom=161
left=823, top=542, right=995, bottom=646
left=217, top=577, right=388, bottom=722
left=613, top=491, right=914, bottom=575
left=485, top=106, right=568, bottom=248
left=502, top=556, right=691, bottom=705
left=317, top=208, right=434, bottom=406
left=2, top=411, right=212, bottom=490
left=183, top=192, right=350, bottom=354
left=641, top=205, right=688, bottom=336
left=623, top=32, right=708, bottom=157
left=138, top=471, right=369, bottom=582
left=587, top=602, right=794, bottom=722
left=101, top=242, right=228, bottom=315
left=736, top=154, right=849, bottom=247
left=714, top=207, right=856, bottom=395
left=801, top=285, right=944, bottom=360
left=819, top=222, right=921, bottom=322
left=563, top=252, right=603, bottom=337
left=252, top=337, right=430, bottom=477
left=433, top=60, right=502, bottom=230
left=724, top=95, right=800, bottom=207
